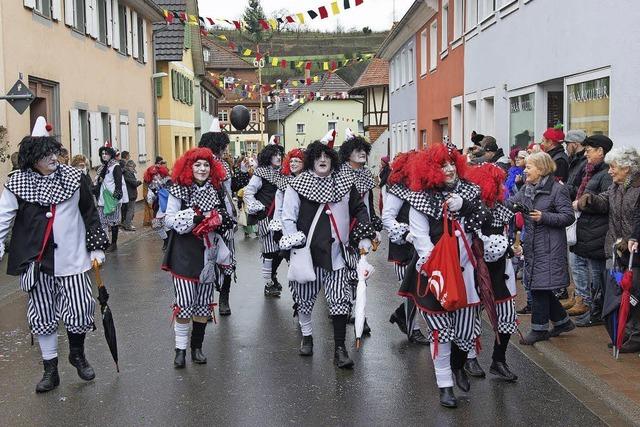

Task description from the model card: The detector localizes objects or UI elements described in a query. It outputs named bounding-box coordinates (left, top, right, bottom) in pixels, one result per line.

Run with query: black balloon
left=230, top=105, right=251, bottom=130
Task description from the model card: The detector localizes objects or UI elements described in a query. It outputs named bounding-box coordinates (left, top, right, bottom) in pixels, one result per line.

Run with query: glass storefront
left=509, top=93, right=535, bottom=150
left=567, top=77, right=610, bottom=136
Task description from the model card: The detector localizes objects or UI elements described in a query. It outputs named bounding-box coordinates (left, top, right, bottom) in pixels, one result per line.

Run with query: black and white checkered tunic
left=488, top=203, right=514, bottom=229
left=289, top=170, right=354, bottom=204
left=341, top=163, right=375, bottom=196
left=26, top=271, right=95, bottom=335
left=172, top=277, right=215, bottom=318
left=5, top=165, right=81, bottom=205
left=168, top=182, right=223, bottom=212
left=289, top=267, right=352, bottom=316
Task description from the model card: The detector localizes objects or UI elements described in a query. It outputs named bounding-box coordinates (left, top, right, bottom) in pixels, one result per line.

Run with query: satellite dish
left=230, top=105, right=251, bottom=131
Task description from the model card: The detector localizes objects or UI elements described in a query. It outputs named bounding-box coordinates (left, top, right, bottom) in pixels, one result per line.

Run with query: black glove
left=279, top=249, right=291, bottom=262
left=273, top=230, right=283, bottom=244
left=113, top=189, right=123, bottom=200
left=193, top=215, right=205, bottom=225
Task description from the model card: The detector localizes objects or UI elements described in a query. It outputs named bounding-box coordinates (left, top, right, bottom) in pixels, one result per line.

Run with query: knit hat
left=564, top=129, right=587, bottom=144
left=471, top=131, right=485, bottom=146
left=543, top=124, right=565, bottom=143
left=582, top=134, right=613, bottom=154
left=482, top=136, right=498, bottom=152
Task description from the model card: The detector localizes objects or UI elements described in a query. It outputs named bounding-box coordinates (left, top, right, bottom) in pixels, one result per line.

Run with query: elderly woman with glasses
left=578, top=146, right=640, bottom=354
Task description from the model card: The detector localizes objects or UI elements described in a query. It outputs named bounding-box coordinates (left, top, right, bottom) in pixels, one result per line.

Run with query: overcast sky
left=198, top=0, right=414, bottom=32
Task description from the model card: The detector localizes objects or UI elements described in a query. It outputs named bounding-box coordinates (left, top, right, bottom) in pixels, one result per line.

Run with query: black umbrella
left=93, top=261, right=119, bottom=372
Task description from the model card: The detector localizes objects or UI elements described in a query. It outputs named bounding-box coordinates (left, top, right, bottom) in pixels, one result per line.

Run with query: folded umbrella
left=354, top=255, right=374, bottom=349
left=470, top=237, right=501, bottom=344
left=92, top=261, right=119, bottom=372
left=615, top=251, right=635, bottom=359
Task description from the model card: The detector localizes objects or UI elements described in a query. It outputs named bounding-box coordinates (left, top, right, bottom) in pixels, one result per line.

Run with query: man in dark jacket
left=541, top=126, right=569, bottom=183
left=568, top=135, right=613, bottom=323
left=122, top=160, right=141, bottom=231
left=564, top=130, right=587, bottom=200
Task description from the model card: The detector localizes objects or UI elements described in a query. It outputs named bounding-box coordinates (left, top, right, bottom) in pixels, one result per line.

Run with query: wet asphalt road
left=0, top=231, right=605, bottom=426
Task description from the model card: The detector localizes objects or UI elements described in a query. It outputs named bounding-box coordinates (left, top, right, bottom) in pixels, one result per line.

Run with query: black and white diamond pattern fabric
left=277, top=174, right=293, bottom=192
left=341, top=164, right=375, bottom=196
left=168, top=182, right=222, bottom=212
left=489, top=203, right=514, bottom=228
left=215, top=156, right=232, bottom=182
left=254, top=166, right=284, bottom=189
left=290, top=170, right=354, bottom=204
left=387, top=183, right=413, bottom=202
left=5, top=165, right=81, bottom=205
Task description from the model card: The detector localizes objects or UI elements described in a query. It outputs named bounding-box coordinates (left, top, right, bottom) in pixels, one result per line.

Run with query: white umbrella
left=354, top=256, right=374, bottom=349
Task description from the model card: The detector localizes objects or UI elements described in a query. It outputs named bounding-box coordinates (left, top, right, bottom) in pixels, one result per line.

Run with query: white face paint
left=441, top=161, right=458, bottom=185
left=192, top=159, right=210, bottom=184
left=101, top=152, right=112, bottom=162
left=349, top=148, right=367, bottom=166
left=35, top=153, right=59, bottom=176
left=271, top=154, right=282, bottom=168
left=314, top=152, right=332, bottom=177
left=289, top=158, right=303, bottom=175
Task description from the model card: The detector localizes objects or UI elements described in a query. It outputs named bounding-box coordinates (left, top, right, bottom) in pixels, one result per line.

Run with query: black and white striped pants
left=497, top=299, right=518, bottom=334
left=25, top=271, right=96, bottom=335
left=422, top=306, right=481, bottom=352
left=172, top=277, right=215, bottom=319
left=394, top=263, right=408, bottom=282
left=290, top=267, right=351, bottom=316
left=217, top=229, right=236, bottom=279
left=258, top=218, right=279, bottom=255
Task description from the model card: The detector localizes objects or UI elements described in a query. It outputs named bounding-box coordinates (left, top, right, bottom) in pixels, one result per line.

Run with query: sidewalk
left=513, top=287, right=640, bottom=426
left=0, top=202, right=152, bottom=301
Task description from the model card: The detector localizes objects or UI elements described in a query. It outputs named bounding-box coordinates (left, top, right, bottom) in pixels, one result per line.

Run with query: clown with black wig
left=198, top=118, right=236, bottom=315
left=465, top=163, right=519, bottom=382
left=161, top=147, right=235, bottom=369
left=95, top=143, right=129, bottom=252
left=397, top=143, right=487, bottom=408
left=279, top=139, right=375, bottom=368
left=243, top=141, right=286, bottom=297
left=381, top=150, right=430, bottom=346
left=0, top=117, right=110, bottom=393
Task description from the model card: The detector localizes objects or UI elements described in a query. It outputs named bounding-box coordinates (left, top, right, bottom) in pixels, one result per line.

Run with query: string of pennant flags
left=162, top=0, right=366, bottom=29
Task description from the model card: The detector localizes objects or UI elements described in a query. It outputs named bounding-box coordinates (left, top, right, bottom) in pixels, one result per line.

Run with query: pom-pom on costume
left=397, top=143, right=488, bottom=407
left=280, top=141, right=375, bottom=367
left=0, top=117, right=110, bottom=392
left=242, top=143, right=286, bottom=297
left=465, top=163, right=519, bottom=380
left=161, top=147, right=234, bottom=367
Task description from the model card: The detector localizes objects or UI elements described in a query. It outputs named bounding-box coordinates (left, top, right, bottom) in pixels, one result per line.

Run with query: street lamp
left=253, top=56, right=266, bottom=146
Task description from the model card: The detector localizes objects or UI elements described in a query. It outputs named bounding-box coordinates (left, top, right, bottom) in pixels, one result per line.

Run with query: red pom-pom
left=45, top=124, right=53, bottom=132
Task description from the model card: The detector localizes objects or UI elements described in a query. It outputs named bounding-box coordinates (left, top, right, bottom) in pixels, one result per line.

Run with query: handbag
left=20, top=205, right=56, bottom=293
left=566, top=211, right=580, bottom=247
left=419, top=203, right=470, bottom=312
left=102, top=188, right=118, bottom=216
left=287, top=205, right=324, bottom=284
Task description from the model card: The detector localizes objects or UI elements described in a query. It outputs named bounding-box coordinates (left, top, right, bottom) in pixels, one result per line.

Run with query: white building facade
left=463, top=0, right=640, bottom=151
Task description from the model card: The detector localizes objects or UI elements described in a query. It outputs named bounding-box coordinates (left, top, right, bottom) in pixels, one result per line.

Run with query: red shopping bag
left=419, top=203, right=469, bottom=311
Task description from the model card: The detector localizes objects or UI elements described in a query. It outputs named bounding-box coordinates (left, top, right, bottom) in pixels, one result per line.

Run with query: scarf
left=524, top=175, right=549, bottom=201
left=576, top=162, right=600, bottom=199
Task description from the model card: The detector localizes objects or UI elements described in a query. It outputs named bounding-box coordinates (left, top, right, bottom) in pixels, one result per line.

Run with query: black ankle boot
left=490, top=361, right=518, bottom=382
left=389, top=303, right=408, bottom=334
left=439, top=387, right=457, bottom=408
left=408, top=329, right=430, bottom=345
left=69, top=348, right=95, bottom=381
left=174, top=349, right=186, bottom=368
left=272, top=277, right=283, bottom=291
left=334, top=346, right=354, bottom=369
left=219, top=291, right=231, bottom=316
left=299, top=335, right=313, bottom=356
left=363, top=318, right=371, bottom=335
left=162, top=238, right=169, bottom=251
left=191, top=348, right=207, bottom=364
left=452, top=368, right=470, bottom=392
left=464, top=358, right=486, bottom=378
left=36, top=358, right=60, bottom=393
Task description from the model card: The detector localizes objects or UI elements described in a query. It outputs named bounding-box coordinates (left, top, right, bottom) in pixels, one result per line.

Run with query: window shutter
left=171, top=70, right=176, bottom=99
left=105, top=0, right=113, bottom=45
left=156, top=78, right=162, bottom=97
left=119, top=114, right=129, bottom=151
left=84, top=0, right=93, bottom=35
left=64, top=0, right=74, bottom=25
left=142, top=18, right=148, bottom=63
left=92, top=0, right=99, bottom=38
left=131, top=10, right=139, bottom=59
left=111, top=0, right=119, bottom=50
left=183, top=24, right=191, bottom=49
left=69, top=109, right=81, bottom=155
left=109, top=114, right=118, bottom=149
left=125, top=6, right=132, bottom=56
left=24, top=0, right=36, bottom=9
left=137, top=117, right=147, bottom=162
left=52, top=0, right=62, bottom=21
left=89, top=112, right=102, bottom=166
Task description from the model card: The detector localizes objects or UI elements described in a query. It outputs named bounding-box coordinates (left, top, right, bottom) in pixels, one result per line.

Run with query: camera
left=511, top=203, right=531, bottom=215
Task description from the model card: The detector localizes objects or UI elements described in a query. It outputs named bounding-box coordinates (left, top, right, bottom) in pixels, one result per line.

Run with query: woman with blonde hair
left=507, top=152, right=575, bottom=345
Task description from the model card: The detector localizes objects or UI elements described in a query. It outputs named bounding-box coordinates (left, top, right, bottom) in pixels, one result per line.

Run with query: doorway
left=28, top=77, right=60, bottom=138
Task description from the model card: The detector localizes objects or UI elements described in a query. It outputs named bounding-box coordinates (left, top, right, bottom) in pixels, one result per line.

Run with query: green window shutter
left=156, top=77, right=163, bottom=98
left=188, top=80, right=193, bottom=105
left=184, top=24, right=191, bottom=50
left=171, top=70, right=177, bottom=100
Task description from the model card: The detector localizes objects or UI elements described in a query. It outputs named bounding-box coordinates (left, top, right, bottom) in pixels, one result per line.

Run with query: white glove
left=405, top=232, right=416, bottom=244
left=0, top=242, right=4, bottom=262
left=374, top=231, right=382, bottom=243
left=358, top=238, right=373, bottom=254
left=446, top=194, right=463, bottom=212
left=417, top=249, right=433, bottom=275
left=90, top=250, right=105, bottom=266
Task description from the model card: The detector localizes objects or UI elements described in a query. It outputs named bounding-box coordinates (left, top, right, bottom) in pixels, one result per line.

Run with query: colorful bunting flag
left=323, top=62, right=329, bottom=71
left=331, top=2, right=341, bottom=15
left=344, top=0, right=351, bottom=9
left=207, top=17, right=214, bottom=25
left=280, top=59, right=288, bottom=68
left=242, top=49, right=252, bottom=56
left=319, top=6, right=329, bottom=19
left=296, top=13, right=305, bottom=24
left=308, top=10, right=318, bottom=19
left=271, top=57, right=279, bottom=67
left=217, top=34, right=227, bottom=41
left=286, top=16, right=295, bottom=23
left=259, top=19, right=270, bottom=30
left=355, top=0, right=364, bottom=5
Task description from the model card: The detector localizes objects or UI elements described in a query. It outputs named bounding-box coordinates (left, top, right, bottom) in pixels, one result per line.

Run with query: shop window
left=509, top=93, right=535, bottom=150
left=567, top=77, right=609, bottom=136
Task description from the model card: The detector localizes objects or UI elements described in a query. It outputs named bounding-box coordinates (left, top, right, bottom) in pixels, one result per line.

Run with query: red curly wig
left=172, top=147, right=226, bottom=188
left=406, top=143, right=467, bottom=191
left=281, top=148, right=305, bottom=176
left=387, top=150, right=417, bottom=187
left=465, top=163, right=507, bottom=207
left=143, top=164, right=170, bottom=184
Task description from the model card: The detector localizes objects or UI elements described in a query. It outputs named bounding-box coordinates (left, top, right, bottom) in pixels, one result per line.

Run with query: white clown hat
left=320, top=129, right=336, bottom=149
left=31, top=116, right=49, bottom=137
left=268, top=135, right=280, bottom=145
left=344, top=128, right=356, bottom=141
left=209, top=117, right=221, bottom=133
